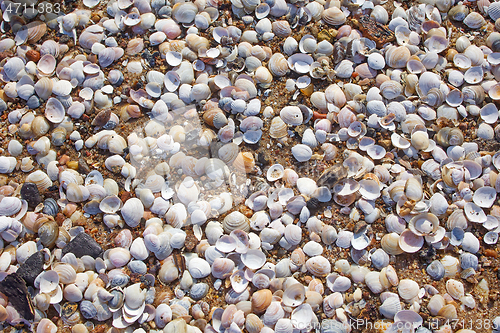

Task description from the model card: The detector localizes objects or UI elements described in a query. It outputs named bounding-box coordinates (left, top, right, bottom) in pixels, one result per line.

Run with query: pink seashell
left=155, top=19, right=181, bottom=40
left=314, top=119, right=332, bottom=132
left=355, top=63, right=377, bottom=79
left=336, top=25, right=352, bottom=39
left=337, top=107, right=357, bottom=128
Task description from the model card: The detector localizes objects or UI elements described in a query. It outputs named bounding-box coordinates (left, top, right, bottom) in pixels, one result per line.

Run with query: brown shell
left=203, top=108, right=227, bottom=128
left=251, top=289, right=272, bottom=314
left=26, top=21, right=47, bottom=44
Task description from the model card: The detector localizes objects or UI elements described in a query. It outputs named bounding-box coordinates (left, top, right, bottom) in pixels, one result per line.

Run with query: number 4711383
left=3, top=2, right=61, bottom=15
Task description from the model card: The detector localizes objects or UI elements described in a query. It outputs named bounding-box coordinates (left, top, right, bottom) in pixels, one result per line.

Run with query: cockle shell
left=322, top=7, right=346, bottom=26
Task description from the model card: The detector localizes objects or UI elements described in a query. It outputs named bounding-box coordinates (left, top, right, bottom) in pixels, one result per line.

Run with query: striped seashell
left=321, top=7, right=346, bottom=26
left=268, top=53, right=289, bottom=77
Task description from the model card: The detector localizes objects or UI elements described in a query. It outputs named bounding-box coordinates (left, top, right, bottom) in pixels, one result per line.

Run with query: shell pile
left=3, top=0, right=500, bottom=332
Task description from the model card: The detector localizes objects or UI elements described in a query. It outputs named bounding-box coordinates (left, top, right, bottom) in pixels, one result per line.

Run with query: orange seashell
left=233, top=152, right=255, bottom=173
left=126, top=38, right=144, bottom=55
left=251, top=289, right=272, bottom=314
left=203, top=108, right=227, bottom=129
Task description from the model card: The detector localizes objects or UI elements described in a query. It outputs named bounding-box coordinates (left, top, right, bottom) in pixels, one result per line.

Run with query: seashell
left=251, top=289, right=272, bottom=314
left=45, top=98, right=66, bottom=124
left=449, top=5, right=469, bottom=21
left=398, top=279, right=419, bottom=301
left=26, top=170, right=52, bottom=192
left=212, top=258, right=235, bottom=279
left=223, top=211, right=250, bottom=233
left=288, top=53, right=314, bottom=74
left=381, top=233, right=404, bottom=255
left=364, top=271, right=384, bottom=294
left=233, top=152, right=255, bottom=173
left=80, top=300, right=97, bottom=319
left=283, top=38, right=298, bottom=56
left=305, top=256, right=331, bottom=277
left=121, top=198, right=144, bottom=227
left=66, top=183, right=90, bottom=203
left=463, top=12, right=486, bottom=29
left=26, top=21, right=47, bottom=44
left=464, top=202, right=487, bottom=223
left=282, top=283, right=305, bottom=307
left=385, top=45, right=410, bottom=69
left=368, top=53, right=386, bottom=70
left=203, top=108, right=228, bottom=129
left=272, top=21, right=292, bottom=37
left=379, top=297, right=401, bottom=319
left=280, top=106, right=303, bottom=126
left=473, top=186, right=496, bottom=208
left=371, top=5, right=389, bottom=24
left=371, top=248, right=390, bottom=270
left=292, top=144, right=312, bottom=162
left=246, top=314, right=264, bottom=333
left=269, top=117, right=288, bottom=139
left=427, top=260, right=445, bottom=281
left=446, top=279, right=464, bottom=300
left=241, top=249, right=266, bottom=270
left=322, top=7, right=346, bottom=26
left=37, top=318, right=57, bottom=333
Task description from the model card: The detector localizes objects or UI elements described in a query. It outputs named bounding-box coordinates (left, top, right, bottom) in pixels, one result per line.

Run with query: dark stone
left=0, top=273, right=35, bottom=322
left=306, top=197, right=322, bottom=213
left=365, top=127, right=376, bottom=138
left=418, top=245, right=436, bottom=264
left=62, top=232, right=103, bottom=259
left=17, top=251, right=44, bottom=287
left=78, top=157, right=91, bottom=175
left=20, top=182, right=42, bottom=209
left=257, top=152, right=269, bottom=166
left=59, top=35, right=70, bottom=44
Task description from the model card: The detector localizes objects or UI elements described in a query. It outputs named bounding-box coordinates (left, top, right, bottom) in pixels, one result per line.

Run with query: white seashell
left=368, top=53, right=385, bottom=70
left=321, top=7, right=346, bottom=26
left=241, top=249, right=266, bottom=270
left=121, top=198, right=144, bottom=227
left=283, top=37, right=298, bottom=56
left=291, top=144, right=312, bottom=162
left=473, top=186, right=496, bottom=208
left=464, top=202, right=487, bottom=223
left=398, top=279, right=419, bottom=301
left=39, top=271, right=60, bottom=293
left=464, top=12, right=486, bottom=29
left=282, top=283, right=305, bottom=307
left=45, top=98, right=66, bottom=123
left=188, top=258, right=211, bottom=278
left=267, top=164, right=285, bottom=181
left=0, top=156, right=17, bottom=174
